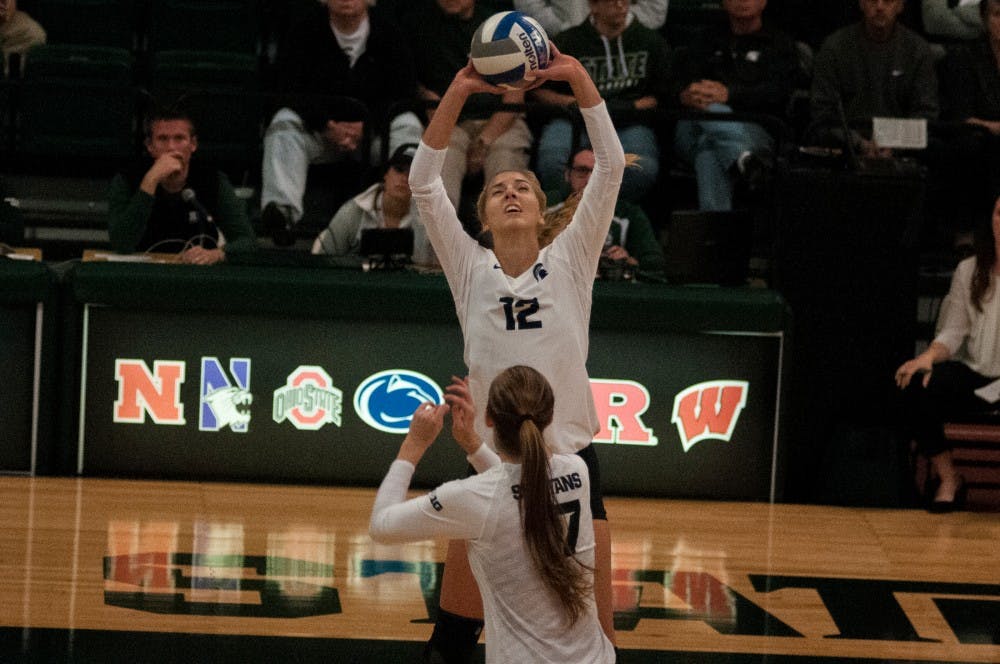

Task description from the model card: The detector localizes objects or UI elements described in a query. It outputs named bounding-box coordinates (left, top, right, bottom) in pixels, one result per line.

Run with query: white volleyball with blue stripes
left=470, top=11, right=551, bottom=89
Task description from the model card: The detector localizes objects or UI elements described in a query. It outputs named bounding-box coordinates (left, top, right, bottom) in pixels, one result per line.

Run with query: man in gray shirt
left=807, top=0, right=938, bottom=158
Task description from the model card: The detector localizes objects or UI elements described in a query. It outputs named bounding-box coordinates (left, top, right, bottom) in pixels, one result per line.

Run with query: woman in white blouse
left=895, top=194, right=1000, bottom=512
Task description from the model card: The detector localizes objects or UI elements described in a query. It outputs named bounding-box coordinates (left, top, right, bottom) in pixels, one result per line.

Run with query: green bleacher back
left=16, top=44, right=137, bottom=171
left=145, top=0, right=260, bottom=55
left=36, top=0, right=138, bottom=51
left=147, top=49, right=263, bottom=181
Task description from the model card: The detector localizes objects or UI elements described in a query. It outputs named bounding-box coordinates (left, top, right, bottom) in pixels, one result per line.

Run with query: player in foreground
left=408, top=43, right=625, bottom=662
left=369, top=366, right=616, bottom=663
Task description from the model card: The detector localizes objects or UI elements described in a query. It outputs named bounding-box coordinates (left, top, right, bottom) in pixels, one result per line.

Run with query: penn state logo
left=353, top=370, right=444, bottom=434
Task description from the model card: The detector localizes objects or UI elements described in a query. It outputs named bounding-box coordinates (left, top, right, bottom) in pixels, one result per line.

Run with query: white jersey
left=409, top=102, right=626, bottom=454
left=370, top=454, right=615, bottom=663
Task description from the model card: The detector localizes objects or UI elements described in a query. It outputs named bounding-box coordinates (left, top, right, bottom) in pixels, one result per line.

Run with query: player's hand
left=445, top=376, right=480, bottom=454
left=398, top=401, right=448, bottom=465
left=453, top=62, right=506, bottom=97
left=531, top=43, right=581, bottom=84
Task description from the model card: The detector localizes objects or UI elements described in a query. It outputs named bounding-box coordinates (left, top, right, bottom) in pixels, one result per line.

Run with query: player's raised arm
left=420, top=63, right=505, bottom=150
left=531, top=44, right=602, bottom=110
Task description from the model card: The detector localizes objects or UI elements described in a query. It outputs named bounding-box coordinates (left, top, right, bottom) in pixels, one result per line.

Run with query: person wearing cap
left=311, top=143, right=436, bottom=266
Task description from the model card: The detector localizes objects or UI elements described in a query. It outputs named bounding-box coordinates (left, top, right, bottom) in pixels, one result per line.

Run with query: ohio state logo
left=272, top=366, right=343, bottom=431
left=671, top=380, right=748, bottom=452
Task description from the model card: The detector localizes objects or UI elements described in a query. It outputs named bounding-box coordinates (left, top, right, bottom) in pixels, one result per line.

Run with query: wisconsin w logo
left=670, top=381, right=748, bottom=452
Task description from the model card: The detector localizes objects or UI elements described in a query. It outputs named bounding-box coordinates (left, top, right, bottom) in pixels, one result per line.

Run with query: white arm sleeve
left=409, top=140, right=479, bottom=296
left=555, top=101, right=626, bottom=274
left=369, top=461, right=487, bottom=544
left=933, top=260, right=974, bottom=355
left=466, top=443, right=502, bottom=473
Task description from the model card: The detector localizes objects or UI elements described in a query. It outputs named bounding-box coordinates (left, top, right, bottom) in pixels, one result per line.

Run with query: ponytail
left=487, top=366, right=591, bottom=626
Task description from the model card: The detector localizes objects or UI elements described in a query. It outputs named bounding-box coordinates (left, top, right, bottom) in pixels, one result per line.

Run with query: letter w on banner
left=671, top=381, right=748, bottom=452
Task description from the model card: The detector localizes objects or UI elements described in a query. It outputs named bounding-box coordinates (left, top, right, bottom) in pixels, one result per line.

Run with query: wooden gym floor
left=0, top=476, right=997, bottom=663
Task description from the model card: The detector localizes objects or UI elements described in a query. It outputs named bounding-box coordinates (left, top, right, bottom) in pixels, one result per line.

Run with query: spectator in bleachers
left=531, top=0, right=672, bottom=203
left=937, top=0, right=1000, bottom=229
left=311, top=143, right=436, bottom=266
left=513, top=0, right=669, bottom=36
left=0, top=0, right=45, bottom=76
left=260, top=0, right=423, bottom=246
left=108, top=108, right=257, bottom=265
left=672, top=0, right=800, bottom=211
left=401, top=0, right=534, bottom=217
left=543, top=146, right=665, bottom=275
left=894, top=194, right=1000, bottom=513
left=922, top=0, right=983, bottom=41
left=806, top=0, right=939, bottom=159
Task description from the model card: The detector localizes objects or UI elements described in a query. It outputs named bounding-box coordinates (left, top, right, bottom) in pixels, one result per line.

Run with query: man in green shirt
left=108, top=109, right=256, bottom=264
left=545, top=146, right=666, bottom=277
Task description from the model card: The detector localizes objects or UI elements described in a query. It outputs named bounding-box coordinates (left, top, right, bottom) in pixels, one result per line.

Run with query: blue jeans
left=535, top=118, right=659, bottom=203
left=674, top=103, right=774, bottom=211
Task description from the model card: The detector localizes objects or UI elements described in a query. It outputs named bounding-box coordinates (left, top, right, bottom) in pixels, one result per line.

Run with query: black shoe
left=261, top=202, right=295, bottom=247
left=738, top=151, right=774, bottom=194
left=928, top=475, right=967, bottom=513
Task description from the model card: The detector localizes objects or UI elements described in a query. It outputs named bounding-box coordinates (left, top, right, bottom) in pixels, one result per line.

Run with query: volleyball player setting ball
left=402, top=11, right=626, bottom=663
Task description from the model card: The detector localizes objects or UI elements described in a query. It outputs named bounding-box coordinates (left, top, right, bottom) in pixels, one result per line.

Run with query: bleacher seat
left=146, top=49, right=263, bottom=182
left=145, top=0, right=260, bottom=56
left=911, top=421, right=1000, bottom=512
left=35, top=0, right=138, bottom=51
left=663, top=0, right=727, bottom=49
left=14, top=44, right=137, bottom=174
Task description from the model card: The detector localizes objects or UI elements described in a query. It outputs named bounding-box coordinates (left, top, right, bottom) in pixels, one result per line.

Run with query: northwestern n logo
left=200, top=357, right=252, bottom=433
left=671, top=381, right=748, bottom=452
left=114, top=359, right=186, bottom=425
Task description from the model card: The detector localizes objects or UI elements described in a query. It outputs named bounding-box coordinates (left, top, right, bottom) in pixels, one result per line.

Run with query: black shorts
left=576, top=443, right=607, bottom=521
left=465, top=443, right=607, bottom=521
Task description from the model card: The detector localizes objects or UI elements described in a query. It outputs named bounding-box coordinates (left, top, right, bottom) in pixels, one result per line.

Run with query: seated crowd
left=1, top=0, right=999, bottom=271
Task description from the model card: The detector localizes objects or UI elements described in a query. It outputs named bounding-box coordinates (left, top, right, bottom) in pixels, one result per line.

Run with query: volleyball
left=470, top=11, right=551, bottom=89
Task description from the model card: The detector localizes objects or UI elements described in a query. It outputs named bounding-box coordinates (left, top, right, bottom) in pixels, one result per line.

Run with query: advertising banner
left=81, top=305, right=782, bottom=500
